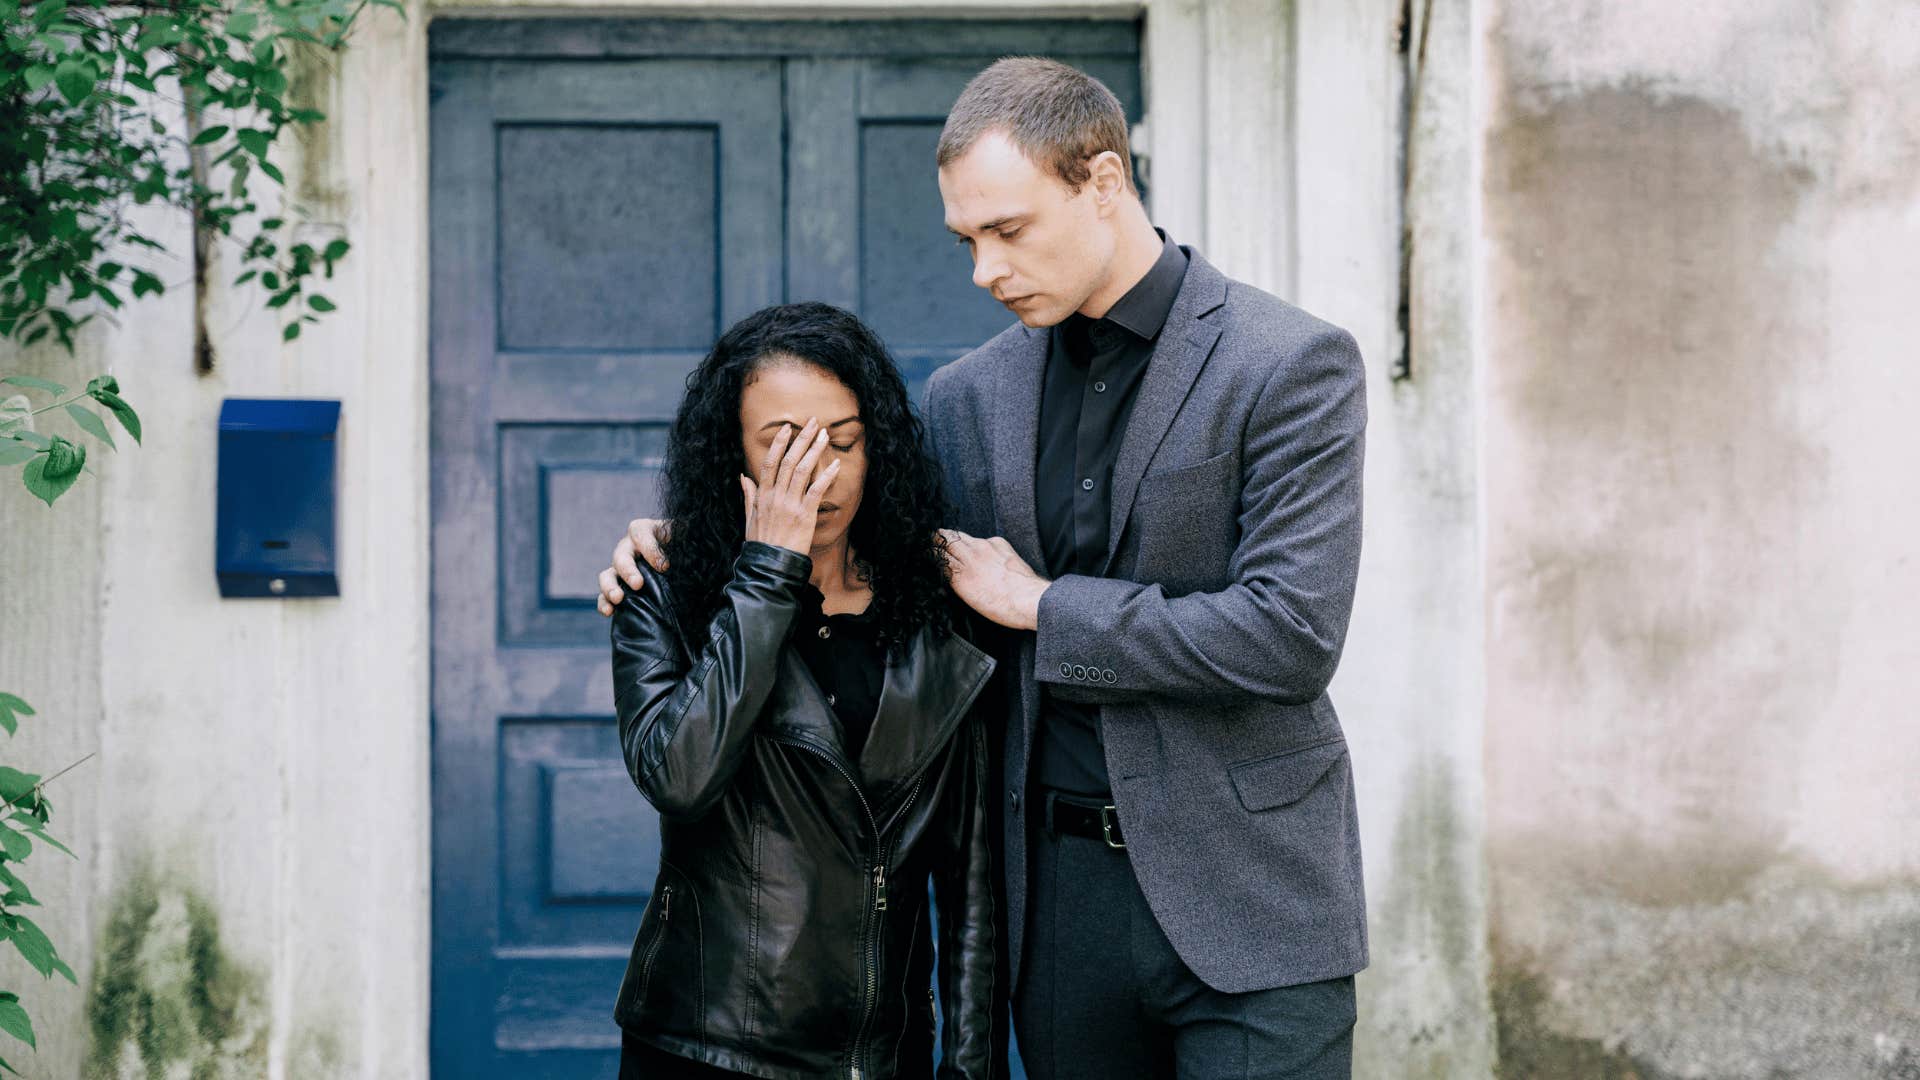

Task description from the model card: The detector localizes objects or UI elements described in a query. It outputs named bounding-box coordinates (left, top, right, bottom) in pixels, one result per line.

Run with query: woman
left=609, top=302, right=1005, bottom=1080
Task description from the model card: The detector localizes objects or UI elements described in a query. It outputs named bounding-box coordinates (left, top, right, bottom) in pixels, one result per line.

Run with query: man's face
left=939, top=129, right=1114, bottom=329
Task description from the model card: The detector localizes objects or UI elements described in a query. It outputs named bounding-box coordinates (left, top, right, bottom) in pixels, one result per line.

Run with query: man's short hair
left=937, top=57, right=1135, bottom=195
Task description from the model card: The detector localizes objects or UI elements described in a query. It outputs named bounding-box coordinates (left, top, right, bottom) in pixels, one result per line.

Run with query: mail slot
left=216, top=398, right=340, bottom=598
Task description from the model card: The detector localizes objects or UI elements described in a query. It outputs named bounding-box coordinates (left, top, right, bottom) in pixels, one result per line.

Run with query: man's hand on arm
left=938, top=529, right=1051, bottom=632
left=596, top=517, right=672, bottom=616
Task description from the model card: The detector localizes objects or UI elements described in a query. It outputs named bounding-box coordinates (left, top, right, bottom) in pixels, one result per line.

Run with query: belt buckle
left=1100, top=805, right=1125, bottom=850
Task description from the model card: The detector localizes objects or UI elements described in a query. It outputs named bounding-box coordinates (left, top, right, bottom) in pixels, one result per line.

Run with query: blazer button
left=817, top=625, right=832, bottom=639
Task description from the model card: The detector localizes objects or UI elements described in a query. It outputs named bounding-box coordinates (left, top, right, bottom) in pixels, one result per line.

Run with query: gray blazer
left=922, top=246, right=1368, bottom=995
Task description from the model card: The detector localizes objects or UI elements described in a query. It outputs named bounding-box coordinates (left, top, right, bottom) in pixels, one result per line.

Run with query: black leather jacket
left=609, top=540, right=1006, bottom=1080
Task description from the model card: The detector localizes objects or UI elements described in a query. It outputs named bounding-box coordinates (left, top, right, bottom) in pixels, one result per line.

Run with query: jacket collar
left=765, top=616, right=995, bottom=813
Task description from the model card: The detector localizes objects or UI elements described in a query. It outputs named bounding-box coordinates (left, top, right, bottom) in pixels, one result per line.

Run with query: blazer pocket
left=1136, top=449, right=1238, bottom=510
left=1228, top=738, right=1348, bottom=812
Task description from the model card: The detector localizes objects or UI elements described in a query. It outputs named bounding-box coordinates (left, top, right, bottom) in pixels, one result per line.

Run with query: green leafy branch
left=0, top=372, right=138, bottom=505
left=0, top=693, right=88, bottom=1077
left=1, top=0, right=405, bottom=352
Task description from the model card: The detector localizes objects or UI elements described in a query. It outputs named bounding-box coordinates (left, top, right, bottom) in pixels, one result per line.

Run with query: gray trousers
left=1015, top=805, right=1356, bottom=1080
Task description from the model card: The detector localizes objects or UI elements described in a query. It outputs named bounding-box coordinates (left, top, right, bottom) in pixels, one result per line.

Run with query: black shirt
left=791, top=582, right=886, bottom=761
left=1033, top=231, right=1189, bottom=796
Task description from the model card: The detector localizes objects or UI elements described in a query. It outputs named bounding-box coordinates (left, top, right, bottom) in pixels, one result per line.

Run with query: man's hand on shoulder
left=596, top=517, right=671, bottom=616
left=938, top=529, right=1050, bottom=631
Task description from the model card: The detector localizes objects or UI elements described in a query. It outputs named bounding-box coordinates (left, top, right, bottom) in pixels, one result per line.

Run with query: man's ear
left=1088, top=150, right=1129, bottom=210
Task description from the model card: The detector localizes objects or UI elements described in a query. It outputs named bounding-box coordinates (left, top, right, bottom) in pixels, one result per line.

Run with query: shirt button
left=1010, top=791, right=1021, bottom=813
left=817, top=625, right=832, bottom=639
left=1093, top=381, right=1107, bottom=393
left=1081, top=478, right=1094, bottom=491
left=827, top=692, right=837, bottom=706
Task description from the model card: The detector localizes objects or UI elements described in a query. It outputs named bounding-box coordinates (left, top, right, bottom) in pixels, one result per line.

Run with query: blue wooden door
left=430, top=21, right=1138, bottom=1079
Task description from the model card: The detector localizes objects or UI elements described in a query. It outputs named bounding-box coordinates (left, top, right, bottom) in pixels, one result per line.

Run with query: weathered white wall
left=2, top=7, right=432, bottom=1078
left=1481, top=1, right=1920, bottom=1075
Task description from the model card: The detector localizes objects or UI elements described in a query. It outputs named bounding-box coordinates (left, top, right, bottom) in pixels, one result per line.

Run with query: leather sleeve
left=610, top=540, right=812, bottom=821
left=933, top=696, right=1010, bottom=1078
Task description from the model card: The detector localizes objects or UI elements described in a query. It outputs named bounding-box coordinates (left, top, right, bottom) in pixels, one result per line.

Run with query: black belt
left=1041, top=790, right=1126, bottom=850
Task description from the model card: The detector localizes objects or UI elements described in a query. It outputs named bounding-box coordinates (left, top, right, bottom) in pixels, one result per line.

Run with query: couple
left=600, top=58, right=1369, bottom=1080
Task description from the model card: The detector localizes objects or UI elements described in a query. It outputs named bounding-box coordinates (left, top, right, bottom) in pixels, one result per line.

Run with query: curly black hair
left=659, top=301, right=952, bottom=661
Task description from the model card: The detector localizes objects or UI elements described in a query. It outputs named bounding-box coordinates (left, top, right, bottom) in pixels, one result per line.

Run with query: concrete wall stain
left=85, top=863, right=269, bottom=1080
left=1482, top=8, right=1918, bottom=1072
left=1359, top=755, right=1492, bottom=1077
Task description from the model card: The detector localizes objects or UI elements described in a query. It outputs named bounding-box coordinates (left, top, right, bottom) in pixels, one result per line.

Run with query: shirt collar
left=1097, top=228, right=1188, bottom=342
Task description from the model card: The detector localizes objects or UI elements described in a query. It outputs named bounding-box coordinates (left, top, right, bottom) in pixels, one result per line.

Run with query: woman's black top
left=791, top=583, right=886, bottom=759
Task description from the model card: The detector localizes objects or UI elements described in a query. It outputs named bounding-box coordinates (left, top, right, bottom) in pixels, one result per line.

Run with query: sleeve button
left=1072, top=665, right=1088, bottom=680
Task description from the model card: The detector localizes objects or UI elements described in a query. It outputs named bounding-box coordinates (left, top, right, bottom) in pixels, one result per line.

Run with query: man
left=598, top=57, right=1368, bottom=1079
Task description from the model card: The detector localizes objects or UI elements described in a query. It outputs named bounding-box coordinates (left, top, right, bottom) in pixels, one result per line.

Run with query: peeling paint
left=85, top=863, right=270, bottom=1080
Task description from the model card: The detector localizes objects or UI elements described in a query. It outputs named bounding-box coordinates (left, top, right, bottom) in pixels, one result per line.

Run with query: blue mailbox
left=216, top=398, right=340, bottom=598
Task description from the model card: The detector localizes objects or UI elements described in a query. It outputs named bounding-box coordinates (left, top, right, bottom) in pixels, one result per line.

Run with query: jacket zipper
left=775, top=738, right=929, bottom=1080
left=637, top=883, right=673, bottom=1005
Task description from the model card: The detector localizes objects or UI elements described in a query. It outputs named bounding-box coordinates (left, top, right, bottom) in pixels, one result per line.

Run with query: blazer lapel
left=1101, top=249, right=1229, bottom=575
left=989, top=327, right=1050, bottom=571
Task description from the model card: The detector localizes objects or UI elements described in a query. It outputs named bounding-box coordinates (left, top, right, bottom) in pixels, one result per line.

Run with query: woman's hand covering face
left=741, top=416, right=840, bottom=556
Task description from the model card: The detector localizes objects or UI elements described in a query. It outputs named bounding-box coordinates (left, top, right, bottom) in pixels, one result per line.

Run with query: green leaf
left=21, top=828, right=70, bottom=859
left=307, top=294, right=335, bottom=313
left=0, top=695, right=30, bottom=737
left=0, top=998, right=33, bottom=1049
left=4, top=916, right=57, bottom=977
left=258, top=158, right=284, bottom=185
left=0, top=831, right=27, bottom=862
left=41, top=436, right=82, bottom=481
left=192, top=124, right=230, bottom=146
left=50, top=956, right=75, bottom=985
left=323, top=238, right=350, bottom=262
left=22, top=66, right=53, bottom=93
left=225, top=9, right=257, bottom=37
left=1, top=376, right=66, bottom=395
left=20, top=456, right=77, bottom=507
left=9, top=432, right=50, bottom=450
left=283, top=321, right=301, bottom=341
left=52, top=57, right=94, bottom=107
left=64, top=404, right=114, bottom=449
left=85, top=375, right=119, bottom=397
left=0, top=771, right=36, bottom=808
left=236, top=128, right=271, bottom=158
left=92, top=390, right=141, bottom=444
left=0, top=445, right=35, bottom=468
left=0, top=864, right=36, bottom=904
left=0, top=1047, right=17, bottom=1075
